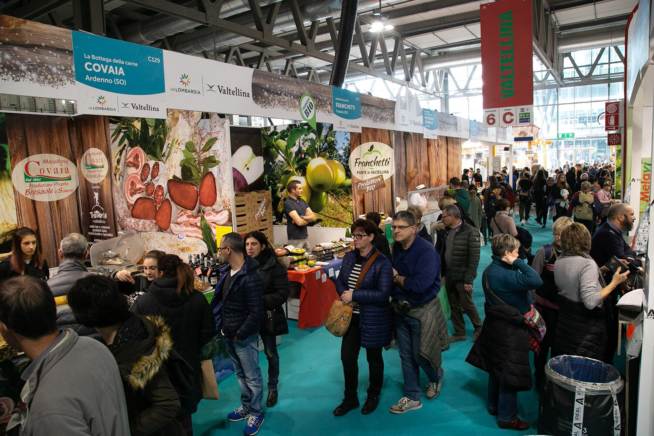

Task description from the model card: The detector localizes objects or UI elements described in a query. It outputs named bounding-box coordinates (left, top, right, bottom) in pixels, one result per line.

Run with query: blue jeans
left=395, top=314, right=440, bottom=401
left=225, top=335, right=264, bottom=415
left=487, top=374, right=518, bottom=422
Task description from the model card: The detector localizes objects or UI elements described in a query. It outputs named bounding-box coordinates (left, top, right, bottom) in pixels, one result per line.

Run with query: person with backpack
left=133, top=255, right=216, bottom=435
left=68, top=276, right=184, bottom=436
left=491, top=199, right=533, bottom=262
left=571, top=181, right=596, bottom=235
left=530, top=217, right=574, bottom=389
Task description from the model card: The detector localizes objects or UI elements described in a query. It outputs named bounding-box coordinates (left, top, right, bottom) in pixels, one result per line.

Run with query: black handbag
left=263, top=306, right=289, bottom=336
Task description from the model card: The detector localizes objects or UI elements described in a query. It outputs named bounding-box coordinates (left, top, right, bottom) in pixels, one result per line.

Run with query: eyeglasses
left=352, top=233, right=368, bottom=239
left=392, top=225, right=412, bottom=230
left=218, top=247, right=229, bottom=252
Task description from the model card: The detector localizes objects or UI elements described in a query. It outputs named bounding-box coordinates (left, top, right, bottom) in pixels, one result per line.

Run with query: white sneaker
left=389, top=396, right=422, bottom=414
left=426, top=370, right=444, bottom=399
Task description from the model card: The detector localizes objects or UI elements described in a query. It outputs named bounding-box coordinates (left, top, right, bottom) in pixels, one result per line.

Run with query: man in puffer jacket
left=213, top=232, right=265, bottom=436
left=439, top=205, right=481, bottom=342
left=68, top=276, right=184, bottom=436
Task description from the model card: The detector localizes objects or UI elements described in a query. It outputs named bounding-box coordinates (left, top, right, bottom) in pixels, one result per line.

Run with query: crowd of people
left=0, top=162, right=641, bottom=435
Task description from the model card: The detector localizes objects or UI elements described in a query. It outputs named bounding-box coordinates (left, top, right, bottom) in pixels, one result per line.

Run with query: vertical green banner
left=640, top=157, right=651, bottom=214
left=615, top=144, right=622, bottom=198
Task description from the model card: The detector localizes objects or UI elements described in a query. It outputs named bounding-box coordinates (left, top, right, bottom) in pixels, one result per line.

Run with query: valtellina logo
left=120, top=102, right=160, bottom=112
left=205, top=82, right=251, bottom=98
left=170, top=72, right=201, bottom=94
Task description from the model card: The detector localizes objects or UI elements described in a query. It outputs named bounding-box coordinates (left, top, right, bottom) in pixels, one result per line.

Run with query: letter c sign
left=503, top=111, right=514, bottom=125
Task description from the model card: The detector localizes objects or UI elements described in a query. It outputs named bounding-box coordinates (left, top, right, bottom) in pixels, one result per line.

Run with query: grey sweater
left=11, top=330, right=130, bottom=436
left=554, top=255, right=602, bottom=309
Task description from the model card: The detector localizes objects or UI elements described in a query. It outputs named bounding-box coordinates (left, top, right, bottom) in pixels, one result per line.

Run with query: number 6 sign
left=484, top=109, right=499, bottom=126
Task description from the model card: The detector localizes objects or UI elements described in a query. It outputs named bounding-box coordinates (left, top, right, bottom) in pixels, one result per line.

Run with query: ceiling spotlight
left=369, top=0, right=393, bottom=33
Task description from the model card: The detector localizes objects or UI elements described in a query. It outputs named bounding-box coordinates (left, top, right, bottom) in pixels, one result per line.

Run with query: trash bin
left=539, top=355, right=624, bottom=436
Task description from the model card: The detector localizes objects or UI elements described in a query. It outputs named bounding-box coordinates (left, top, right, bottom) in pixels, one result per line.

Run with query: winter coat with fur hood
left=108, top=314, right=184, bottom=436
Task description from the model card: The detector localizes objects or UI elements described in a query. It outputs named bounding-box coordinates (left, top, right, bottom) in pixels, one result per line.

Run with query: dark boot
left=333, top=399, right=359, bottom=416
left=266, top=389, right=278, bottom=408
left=361, top=396, right=379, bottom=415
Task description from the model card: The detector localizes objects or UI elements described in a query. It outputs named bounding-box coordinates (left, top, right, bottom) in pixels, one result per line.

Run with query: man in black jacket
left=439, top=205, right=481, bottom=342
left=215, top=233, right=265, bottom=436
left=590, top=203, right=637, bottom=267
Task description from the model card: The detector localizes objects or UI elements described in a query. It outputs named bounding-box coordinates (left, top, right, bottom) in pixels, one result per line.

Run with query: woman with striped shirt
left=333, top=219, right=393, bottom=417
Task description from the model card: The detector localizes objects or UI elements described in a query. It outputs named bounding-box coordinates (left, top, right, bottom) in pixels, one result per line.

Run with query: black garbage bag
left=539, top=355, right=623, bottom=436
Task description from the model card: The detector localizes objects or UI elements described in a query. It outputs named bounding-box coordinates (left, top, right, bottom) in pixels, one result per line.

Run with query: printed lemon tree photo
left=262, top=123, right=353, bottom=228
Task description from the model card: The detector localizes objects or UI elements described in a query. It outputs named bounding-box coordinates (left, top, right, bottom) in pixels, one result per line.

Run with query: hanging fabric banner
left=480, top=0, right=533, bottom=127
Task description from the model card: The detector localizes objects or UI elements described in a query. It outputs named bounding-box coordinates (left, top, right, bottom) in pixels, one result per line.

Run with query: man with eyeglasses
left=212, top=233, right=265, bottom=436
left=439, top=205, right=481, bottom=343
left=388, top=211, right=444, bottom=414
left=590, top=203, right=638, bottom=268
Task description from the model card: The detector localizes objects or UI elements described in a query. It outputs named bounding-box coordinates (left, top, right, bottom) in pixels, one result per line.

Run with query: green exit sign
left=559, top=132, right=575, bottom=139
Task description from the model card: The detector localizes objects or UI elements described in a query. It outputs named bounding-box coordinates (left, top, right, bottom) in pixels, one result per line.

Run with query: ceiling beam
left=126, top=0, right=439, bottom=95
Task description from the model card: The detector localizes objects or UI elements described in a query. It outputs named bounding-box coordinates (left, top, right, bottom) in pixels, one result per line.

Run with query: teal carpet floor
left=194, top=217, right=554, bottom=435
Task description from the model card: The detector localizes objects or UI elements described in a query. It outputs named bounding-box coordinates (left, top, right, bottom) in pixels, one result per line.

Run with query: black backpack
left=535, top=244, right=559, bottom=302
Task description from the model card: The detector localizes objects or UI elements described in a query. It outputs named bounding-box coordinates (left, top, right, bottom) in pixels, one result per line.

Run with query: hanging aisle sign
left=72, top=31, right=167, bottom=118
left=0, top=14, right=516, bottom=142
left=480, top=0, right=533, bottom=127
left=423, top=109, right=438, bottom=139
left=331, top=87, right=362, bottom=132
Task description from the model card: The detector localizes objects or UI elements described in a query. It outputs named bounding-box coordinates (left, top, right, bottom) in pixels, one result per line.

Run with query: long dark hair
left=245, top=231, right=274, bottom=258
left=158, top=254, right=194, bottom=297
left=9, top=227, right=44, bottom=275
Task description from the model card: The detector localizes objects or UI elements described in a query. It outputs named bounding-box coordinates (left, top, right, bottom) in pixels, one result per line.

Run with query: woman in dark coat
left=532, top=169, right=548, bottom=227
left=68, top=275, right=184, bottom=436
left=0, top=227, right=49, bottom=282
left=333, top=218, right=393, bottom=417
left=245, top=231, right=289, bottom=408
left=132, top=255, right=215, bottom=435
left=467, top=234, right=543, bottom=431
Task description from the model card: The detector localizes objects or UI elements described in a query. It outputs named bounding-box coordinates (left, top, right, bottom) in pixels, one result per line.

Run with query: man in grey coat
left=47, top=233, right=92, bottom=297
left=439, top=205, right=482, bottom=342
left=47, top=233, right=94, bottom=333
left=0, top=276, right=130, bottom=436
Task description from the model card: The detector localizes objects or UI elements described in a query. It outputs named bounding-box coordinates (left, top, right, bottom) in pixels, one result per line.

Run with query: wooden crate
left=234, top=191, right=273, bottom=239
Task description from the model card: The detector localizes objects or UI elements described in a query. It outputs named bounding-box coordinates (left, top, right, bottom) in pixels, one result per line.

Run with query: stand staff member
left=284, top=181, right=317, bottom=247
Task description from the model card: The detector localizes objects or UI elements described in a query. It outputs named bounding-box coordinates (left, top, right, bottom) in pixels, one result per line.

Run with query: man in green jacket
left=449, top=177, right=470, bottom=216
left=439, top=205, right=481, bottom=342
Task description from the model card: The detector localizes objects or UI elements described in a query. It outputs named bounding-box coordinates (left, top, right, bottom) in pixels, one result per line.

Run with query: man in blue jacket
left=590, top=203, right=637, bottom=267
left=389, top=211, right=444, bottom=414
left=214, top=233, right=265, bottom=436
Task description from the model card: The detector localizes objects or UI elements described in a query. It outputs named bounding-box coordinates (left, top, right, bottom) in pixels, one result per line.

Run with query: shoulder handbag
left=483, top=272, right=546, bottom=343
left=201, top=359, right=219, bottom=400
left=263, top=306, right=289, bottom=336
left=325, top=251, right=380, bottom=337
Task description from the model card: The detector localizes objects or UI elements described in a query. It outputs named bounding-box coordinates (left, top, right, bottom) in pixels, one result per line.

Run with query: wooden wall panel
left=391, top=131, right=406, bottom=200
left=350, top=127, right=395, bottom=218
left=404, top=132, right=430, bottom=191
left=427, top=137, right=448, bottom=187
left=6, top=114, right=115, bottom=266
left=446, top=137, right=462, bottom=182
